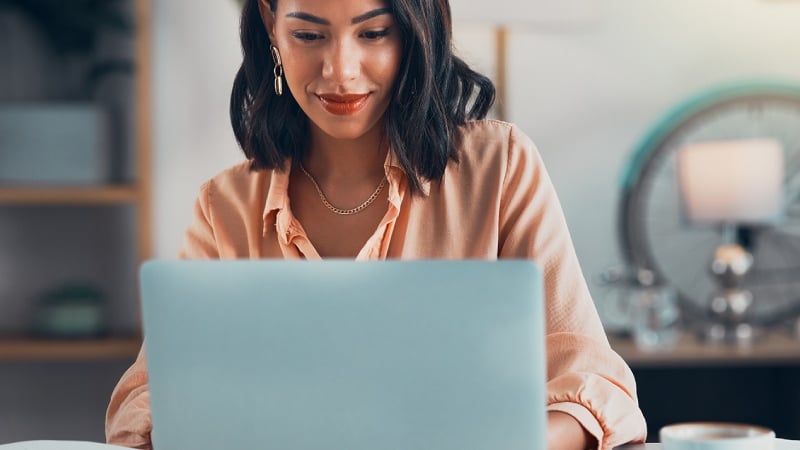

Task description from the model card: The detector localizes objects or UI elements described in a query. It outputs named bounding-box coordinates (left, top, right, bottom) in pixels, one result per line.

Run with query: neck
left=303, top=123, right=388, bottom=183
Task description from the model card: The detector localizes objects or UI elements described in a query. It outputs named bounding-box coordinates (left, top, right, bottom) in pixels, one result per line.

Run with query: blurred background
left=1, top=0, right=799, bottom=444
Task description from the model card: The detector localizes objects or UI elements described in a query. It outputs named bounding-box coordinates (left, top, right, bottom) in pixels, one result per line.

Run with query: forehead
left=275, top=0, right=392, bottom=20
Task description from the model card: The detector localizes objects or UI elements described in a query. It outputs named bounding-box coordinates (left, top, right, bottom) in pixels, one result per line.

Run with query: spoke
left=747, top=266, right=800, bottom=285
left=761, top=229, right=800, bottom=255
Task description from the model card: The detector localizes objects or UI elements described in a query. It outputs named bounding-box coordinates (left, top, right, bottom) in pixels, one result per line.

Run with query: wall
left=151, top=0, right=244, bottom=259
left=503, top=0, right=800, bottom=295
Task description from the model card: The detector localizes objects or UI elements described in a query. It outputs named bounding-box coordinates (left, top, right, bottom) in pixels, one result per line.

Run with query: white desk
left=0, top=443, right=129, bottom=450
left=617, top=440, right=800, bottom=449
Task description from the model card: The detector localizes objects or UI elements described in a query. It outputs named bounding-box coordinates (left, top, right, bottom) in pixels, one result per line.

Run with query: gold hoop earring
left=270, top=44, right=284, bottom=96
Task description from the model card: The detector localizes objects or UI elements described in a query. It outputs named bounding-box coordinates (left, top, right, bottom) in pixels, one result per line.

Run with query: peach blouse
left=106, top=119, right=647, bottom=449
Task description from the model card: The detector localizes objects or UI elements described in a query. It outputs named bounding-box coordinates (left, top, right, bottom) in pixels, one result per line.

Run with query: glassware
left=627, top=270, right=680, bottom=352
left=594, top=265, right=634, bottom=336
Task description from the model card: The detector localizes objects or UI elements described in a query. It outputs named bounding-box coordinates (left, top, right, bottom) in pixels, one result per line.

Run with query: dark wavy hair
left=230, top=0, right=495, bottom=193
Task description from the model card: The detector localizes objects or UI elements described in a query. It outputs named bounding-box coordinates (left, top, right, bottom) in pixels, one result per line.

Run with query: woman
left=106, top=0, right=648, bottom=448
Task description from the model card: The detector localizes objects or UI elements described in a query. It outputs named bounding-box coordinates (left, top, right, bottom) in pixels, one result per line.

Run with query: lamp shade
left=677, top=139, right=784, bottom=225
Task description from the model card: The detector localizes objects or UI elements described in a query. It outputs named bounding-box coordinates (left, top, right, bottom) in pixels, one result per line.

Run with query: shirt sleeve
left=497, top=124, right=647, bottom=449
left=105, top=182, right=220, bottom=449
left=105, top=347, right=152, bottom=449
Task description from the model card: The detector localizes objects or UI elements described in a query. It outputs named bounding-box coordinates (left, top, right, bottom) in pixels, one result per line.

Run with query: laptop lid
left=140, top=260, right=546, bottom=450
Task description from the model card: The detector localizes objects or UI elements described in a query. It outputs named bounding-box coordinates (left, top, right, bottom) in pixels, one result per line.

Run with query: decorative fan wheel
left=618, top=81, right=800, bottom=326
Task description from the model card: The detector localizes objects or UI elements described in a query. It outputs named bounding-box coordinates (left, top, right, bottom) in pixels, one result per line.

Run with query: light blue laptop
left=140, top=260, right=546, bottom=450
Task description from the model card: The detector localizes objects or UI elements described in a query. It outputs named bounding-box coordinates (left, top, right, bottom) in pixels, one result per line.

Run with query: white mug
left=660, top=422, right=775, bottom=450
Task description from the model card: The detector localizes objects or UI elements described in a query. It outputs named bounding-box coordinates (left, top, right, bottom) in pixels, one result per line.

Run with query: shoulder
left=453, top=119, right=542, bottom=176
left=458, top=118, right=514, bottom=139
left=457, top=119, right=535, bottom=146
left=197, top=159, right=273, bottom=206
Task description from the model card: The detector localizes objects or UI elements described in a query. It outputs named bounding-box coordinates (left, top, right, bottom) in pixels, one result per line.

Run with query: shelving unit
left=0, top=186, right=140, bottom=205
left=609, top=330, right=800, bottom=369
left=609, top=331, right=800, bottom=440
left=0, top=0, right=152, bottom=362
left=0, top=337, right=141, bottom=361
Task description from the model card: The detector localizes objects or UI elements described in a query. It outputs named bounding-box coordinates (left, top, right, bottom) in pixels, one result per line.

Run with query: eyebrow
left=285, top=8, right=392, bottom=26
left=351, top=7, right=392, bottom=24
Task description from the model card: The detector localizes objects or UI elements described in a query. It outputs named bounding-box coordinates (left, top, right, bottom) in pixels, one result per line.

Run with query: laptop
left=140, top=260, right=546, bottom=450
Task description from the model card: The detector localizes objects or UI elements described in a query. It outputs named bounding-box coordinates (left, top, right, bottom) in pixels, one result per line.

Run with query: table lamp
left=449, top=0, right=598, bottom=120
left=676, top=138, right=785, bottom=343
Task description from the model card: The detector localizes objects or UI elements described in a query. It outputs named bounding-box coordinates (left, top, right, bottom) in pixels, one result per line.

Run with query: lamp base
left=702, top=242, right=760, bottom=346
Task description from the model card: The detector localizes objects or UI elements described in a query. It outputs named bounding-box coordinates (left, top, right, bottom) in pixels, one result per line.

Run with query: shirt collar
left=263, top=160, right=291, bottom=219
left=383, top=147, right=431, bottom=196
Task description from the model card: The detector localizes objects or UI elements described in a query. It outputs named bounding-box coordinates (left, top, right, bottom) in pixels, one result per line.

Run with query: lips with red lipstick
left=317, top=93, right=370, bottom=116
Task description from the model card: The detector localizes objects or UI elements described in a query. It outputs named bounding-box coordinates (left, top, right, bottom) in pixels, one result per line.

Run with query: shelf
left=609, top=330, right=800, bottom=369
left=0, top=336, right=142, bottom=361
left=0, top=186, right=141, bottom=205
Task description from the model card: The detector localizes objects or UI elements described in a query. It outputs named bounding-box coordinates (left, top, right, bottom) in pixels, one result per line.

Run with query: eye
left=292, top=31, right=325, bottom=41
left=360, top=29, right=391, bottom=40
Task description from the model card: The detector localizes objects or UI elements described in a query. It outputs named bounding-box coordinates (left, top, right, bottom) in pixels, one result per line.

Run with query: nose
left=322, top=38, right=360, bottom=84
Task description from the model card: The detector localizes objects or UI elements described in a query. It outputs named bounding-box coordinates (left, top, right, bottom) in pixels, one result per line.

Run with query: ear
left=257, top=0, right=278, bottom=43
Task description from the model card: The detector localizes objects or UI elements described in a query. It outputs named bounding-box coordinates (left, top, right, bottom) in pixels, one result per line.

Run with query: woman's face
left=261, top=0, right=402, bottom=142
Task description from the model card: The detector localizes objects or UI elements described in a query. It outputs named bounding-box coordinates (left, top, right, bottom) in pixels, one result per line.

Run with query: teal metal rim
left=620, top=79, right=800, bottom=191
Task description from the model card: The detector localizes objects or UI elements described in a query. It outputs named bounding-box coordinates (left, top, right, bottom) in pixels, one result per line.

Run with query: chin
left=313, top=118, right=382, bottom=141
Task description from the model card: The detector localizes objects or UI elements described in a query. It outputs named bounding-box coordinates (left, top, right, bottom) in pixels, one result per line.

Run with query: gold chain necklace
left=298, top=163, right=387, bottom=215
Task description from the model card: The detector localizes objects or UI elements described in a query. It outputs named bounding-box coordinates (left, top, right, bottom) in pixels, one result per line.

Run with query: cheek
left=279, top=49, right=314, bottom=88
left=375, top=47, right=402, bottom=87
